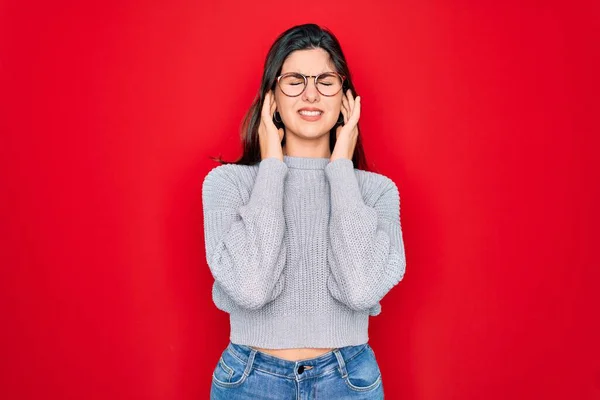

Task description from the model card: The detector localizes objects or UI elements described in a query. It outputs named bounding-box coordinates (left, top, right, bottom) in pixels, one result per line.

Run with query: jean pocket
left=211, top=347, right=250, bottom=388
left=343, top=344, right=382, bottom=392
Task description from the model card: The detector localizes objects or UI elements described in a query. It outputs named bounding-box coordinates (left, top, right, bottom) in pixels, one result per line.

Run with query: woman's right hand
left=259, top=90, right=285, bottom=161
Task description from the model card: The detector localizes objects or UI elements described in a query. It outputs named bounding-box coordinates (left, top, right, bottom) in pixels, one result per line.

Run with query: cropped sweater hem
left=229, top=309, right=369, bottom=349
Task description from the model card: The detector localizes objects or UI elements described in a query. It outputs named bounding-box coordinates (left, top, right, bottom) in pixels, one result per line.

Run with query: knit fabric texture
left=202, top=155, right=406, bottom=349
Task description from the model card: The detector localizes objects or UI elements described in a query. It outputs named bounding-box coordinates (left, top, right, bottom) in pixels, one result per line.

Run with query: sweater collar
left=283, top=155, right=330, bottom=170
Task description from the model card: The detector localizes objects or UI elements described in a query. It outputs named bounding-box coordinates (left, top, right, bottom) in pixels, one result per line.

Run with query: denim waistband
left=226, top=341, right=370, bottom=380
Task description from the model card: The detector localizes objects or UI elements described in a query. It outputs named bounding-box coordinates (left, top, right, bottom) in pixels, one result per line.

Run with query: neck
left=282, top=131, right=331, bottom=159
left=282, top=155, right=330, bottom=170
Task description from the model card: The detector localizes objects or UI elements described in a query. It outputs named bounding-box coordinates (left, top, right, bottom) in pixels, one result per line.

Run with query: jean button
left=297, top=365, right=305, bottom=374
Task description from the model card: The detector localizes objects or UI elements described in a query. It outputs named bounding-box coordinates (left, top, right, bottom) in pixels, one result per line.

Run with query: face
left=274, top=48, right=343, bottom=140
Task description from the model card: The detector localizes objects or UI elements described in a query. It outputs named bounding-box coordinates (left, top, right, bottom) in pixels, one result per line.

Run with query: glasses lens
left=316, top=73, right=343, bottom=96
left=279, top=73, right=305, bottom=96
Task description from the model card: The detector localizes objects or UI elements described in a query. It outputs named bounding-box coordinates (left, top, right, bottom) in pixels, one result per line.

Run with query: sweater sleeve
left=202, top=157, right=289, bottom=311
left=324, top=158, right=406, bottom=312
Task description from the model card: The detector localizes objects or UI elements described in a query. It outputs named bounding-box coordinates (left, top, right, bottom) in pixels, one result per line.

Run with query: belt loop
left=333, top=349, right=347, bottom=378
left=244, top=348, right=257, bottom=376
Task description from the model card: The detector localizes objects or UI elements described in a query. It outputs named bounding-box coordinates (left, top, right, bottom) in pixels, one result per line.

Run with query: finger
left=341, top=96, right=349, bottom=123
left=346, top=89, right=355, bottom=114
left=348, top=96, right=360, bottom=125
left=270, top=92, right=278, bottom=116
left=340, top=102, right=348, bottom=124
left=261, top=91, right=271, bottom=118
left=272, top=90, right=278, bottom=109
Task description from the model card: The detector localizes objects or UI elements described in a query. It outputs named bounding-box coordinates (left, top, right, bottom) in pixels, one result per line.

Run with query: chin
left=294, top=123, right=335, bottom=135
left=294, top=128, right=331, bottom=138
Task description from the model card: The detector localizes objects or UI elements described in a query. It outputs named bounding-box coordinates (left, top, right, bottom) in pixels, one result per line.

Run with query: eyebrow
left=281, top=70, right=335, bottom=75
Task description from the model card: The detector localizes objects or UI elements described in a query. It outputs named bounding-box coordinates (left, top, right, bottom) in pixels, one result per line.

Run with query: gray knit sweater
left=202, top=155, right=406, bottom=349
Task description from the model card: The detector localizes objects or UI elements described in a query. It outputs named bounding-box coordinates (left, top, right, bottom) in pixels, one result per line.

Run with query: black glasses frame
left=275, top=72, right=347, bottom=97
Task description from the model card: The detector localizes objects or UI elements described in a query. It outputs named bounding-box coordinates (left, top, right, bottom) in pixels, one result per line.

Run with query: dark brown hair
left=211, top=23, right=369, bottom=170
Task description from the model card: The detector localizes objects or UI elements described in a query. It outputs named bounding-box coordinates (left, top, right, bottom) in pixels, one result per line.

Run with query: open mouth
left=298, top=110, right=323, bottom=116
left=298, top=109, right=323, bottom=121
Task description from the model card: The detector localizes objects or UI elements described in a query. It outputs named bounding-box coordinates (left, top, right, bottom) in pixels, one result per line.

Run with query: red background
left=1, top=1, right=598, bottom=399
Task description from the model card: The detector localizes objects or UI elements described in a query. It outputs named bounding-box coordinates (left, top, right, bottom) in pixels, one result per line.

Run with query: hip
left=210, top=341, right=384, bottom=399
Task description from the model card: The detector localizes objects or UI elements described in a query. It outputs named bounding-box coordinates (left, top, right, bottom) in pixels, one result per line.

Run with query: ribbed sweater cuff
left=248, top=157, right=289, bottom=208
left=324, top=158, right=363, bottom=211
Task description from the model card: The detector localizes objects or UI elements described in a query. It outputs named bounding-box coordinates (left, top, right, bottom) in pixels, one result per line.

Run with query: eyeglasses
left=275, top=72, right=346, bottom=97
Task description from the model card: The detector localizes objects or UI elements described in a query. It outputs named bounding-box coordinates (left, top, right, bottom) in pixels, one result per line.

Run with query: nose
left=302, top=79, right=320, bottom=102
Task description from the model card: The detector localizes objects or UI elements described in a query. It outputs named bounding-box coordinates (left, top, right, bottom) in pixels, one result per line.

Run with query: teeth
left=299, top=110, right=322, bottom=116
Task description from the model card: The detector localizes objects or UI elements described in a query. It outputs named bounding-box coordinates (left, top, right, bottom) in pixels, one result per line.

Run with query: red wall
left=1, top=1, right=598, bottom=399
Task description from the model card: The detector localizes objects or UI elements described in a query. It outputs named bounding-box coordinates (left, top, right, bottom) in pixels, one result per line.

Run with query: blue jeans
left=210, top=341, right=384, bottom=399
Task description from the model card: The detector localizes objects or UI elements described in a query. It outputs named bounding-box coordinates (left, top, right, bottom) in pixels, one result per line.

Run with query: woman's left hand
left=331, top=89, right=361, bottom=162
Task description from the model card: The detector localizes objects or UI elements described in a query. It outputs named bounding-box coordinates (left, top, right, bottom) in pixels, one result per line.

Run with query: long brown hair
left=210, top=23, right=369, bottom=170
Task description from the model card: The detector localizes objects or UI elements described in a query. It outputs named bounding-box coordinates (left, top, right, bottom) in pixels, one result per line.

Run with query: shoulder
left=354, top=169, right=402, bottom=218
left=354, top=168, right=400, bottom=198
left=202, top=163, right=259, bottom=204
left=202, top=162, right=258, bottom=189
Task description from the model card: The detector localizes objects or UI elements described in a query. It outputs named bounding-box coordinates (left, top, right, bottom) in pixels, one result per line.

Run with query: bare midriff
left=250, top=347, right=336, bottom=361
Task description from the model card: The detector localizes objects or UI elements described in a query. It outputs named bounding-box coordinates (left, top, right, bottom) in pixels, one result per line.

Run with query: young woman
left=203, top=23, right=406, bottom=399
